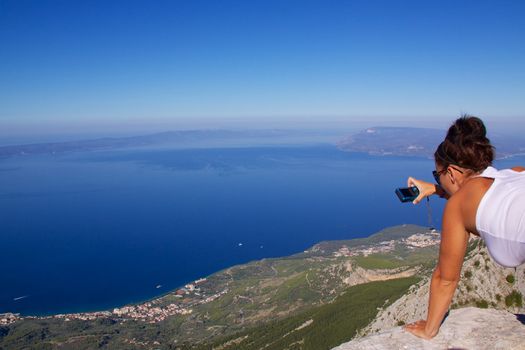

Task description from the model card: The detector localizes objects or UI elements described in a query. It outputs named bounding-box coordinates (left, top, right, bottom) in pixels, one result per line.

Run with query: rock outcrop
left=332, top=307, right=525, bottom=350
left=359, top=241, right=525, bottom=335
left=334, top=240, right=525, bottom=350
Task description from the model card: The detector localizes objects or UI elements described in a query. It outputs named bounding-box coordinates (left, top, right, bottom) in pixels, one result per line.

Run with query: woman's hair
left=434, top=114, right=495, bottom=172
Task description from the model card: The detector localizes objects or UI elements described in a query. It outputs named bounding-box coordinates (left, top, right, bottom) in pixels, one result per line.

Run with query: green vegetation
left=466, top=238, right=482, bottom=255
left=353, top=246, right=438, bottom=271
left=353, top=254, right=407, bottom=269
left=269, top=271, right=321, bottom=303
left=506, top=274, right=515, bottom=284
left=311, top=225, right=432, bottom=256
left=197, top=277, right=419, bottom=350
left=505, top=291, right=523, bottom=307
left=475, top=299, right=489, bottom=308
left=464, top=270, right=472, bottom=278
left=0, top=318, right=151, bottom=350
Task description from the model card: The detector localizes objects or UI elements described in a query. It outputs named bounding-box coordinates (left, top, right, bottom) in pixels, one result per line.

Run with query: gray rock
left=332, top=307, right=525, bottom=350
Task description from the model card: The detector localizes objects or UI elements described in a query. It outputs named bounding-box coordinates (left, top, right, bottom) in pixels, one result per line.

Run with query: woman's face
left=435, top=162, right=462, bottom=195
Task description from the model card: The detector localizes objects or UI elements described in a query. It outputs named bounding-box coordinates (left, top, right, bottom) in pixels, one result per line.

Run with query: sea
left=1, top=141, right=522, bottom=316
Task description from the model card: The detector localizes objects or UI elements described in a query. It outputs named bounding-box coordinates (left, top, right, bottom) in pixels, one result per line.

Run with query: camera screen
left=399, top=187, right=417, bottom=196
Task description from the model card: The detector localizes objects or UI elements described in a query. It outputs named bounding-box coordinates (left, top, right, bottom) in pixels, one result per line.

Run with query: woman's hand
left=407, top=177, right=436, bottom=204
left=403, top=319, right=436, bottom=340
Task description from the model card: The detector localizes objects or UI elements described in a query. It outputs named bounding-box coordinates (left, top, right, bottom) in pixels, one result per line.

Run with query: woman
left=403, top=115, right=525, bottom=340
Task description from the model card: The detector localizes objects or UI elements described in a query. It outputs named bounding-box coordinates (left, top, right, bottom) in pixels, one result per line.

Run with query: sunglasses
left=432, top=166, right=464, bottom=186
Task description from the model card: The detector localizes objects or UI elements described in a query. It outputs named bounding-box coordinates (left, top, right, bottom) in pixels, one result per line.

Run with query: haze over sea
left=1, top=134, right=523, bottom=316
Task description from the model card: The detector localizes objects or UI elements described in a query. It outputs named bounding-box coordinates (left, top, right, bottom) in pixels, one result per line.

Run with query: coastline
left=1, top=224, right=438, bottom=327
left=3, top=271, right=221, bottom=318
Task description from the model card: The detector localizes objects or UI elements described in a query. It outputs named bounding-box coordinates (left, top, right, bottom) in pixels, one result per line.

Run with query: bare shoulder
left=512, top=166, right=525, bottom=172
left=455, top=177, right=493, bottom=232
left=461, top=176, right=493, bottom=196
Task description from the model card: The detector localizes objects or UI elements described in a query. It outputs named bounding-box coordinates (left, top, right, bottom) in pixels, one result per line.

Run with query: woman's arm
left=405, top=196, right=468, bottom=338
left=407, top=177, right=449, bottom=203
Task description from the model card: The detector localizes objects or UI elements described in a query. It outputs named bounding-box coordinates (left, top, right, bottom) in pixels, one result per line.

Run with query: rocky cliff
left=333, top=307, right=525, bottom=350
left=333, top=238, right=525, bottom=350
left=358, top=239, right=525, bottom=336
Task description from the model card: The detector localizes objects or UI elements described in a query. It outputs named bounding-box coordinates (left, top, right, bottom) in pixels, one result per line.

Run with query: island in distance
left=2, top=126, right=524, bottom=160
left=336, top=126, right=525, bottom=159
left=0, top=129, right=341, bottom=158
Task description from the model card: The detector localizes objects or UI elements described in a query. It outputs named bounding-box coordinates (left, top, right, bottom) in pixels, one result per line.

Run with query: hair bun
left=447, top=115, right=487, bottom=142
left=435, top=114, right=495, bottom=172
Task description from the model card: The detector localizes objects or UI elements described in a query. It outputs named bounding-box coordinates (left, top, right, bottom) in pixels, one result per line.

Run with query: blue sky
left=0, top=0, right=524, bottom=137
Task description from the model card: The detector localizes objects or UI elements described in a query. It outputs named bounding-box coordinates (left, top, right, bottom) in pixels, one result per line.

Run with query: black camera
left=395, top=186, right=419, bottom=203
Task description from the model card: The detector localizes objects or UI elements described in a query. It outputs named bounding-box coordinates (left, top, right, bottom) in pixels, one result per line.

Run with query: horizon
left=1, top=116, right=524, bottom=147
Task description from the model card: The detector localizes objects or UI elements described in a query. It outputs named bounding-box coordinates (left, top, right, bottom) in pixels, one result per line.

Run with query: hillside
left=202, top=238, right=525, bottom=350
left=359, top=239, right=525, bottom=336
left=1, top=225, right=524, bottom=349
left=195, top=277, right=420, bottom=350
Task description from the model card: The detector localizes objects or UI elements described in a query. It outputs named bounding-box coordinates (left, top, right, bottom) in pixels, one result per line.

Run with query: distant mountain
left=336, top=127, right=442, bottom=158
left=0, top=129, right=334, bottom=158
left=337, top=127, right=525, bottom=159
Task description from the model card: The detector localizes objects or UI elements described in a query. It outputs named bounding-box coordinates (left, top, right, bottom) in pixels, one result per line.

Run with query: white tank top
left=475, top=166, right=525, bottom=267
